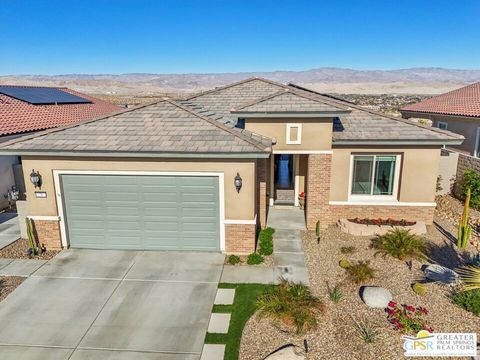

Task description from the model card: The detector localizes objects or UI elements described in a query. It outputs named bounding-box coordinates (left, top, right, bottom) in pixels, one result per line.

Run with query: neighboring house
left=0, top=85, right=120, bottom=208
left=0, top=78, right=463, bottom=254
left=400, top=81, right=480, bottom=157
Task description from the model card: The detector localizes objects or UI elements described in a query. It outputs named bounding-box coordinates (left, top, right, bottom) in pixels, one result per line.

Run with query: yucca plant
left=457, top=188, right=472, bottom=249
left=371, top=229, right=426, bottom=261
left=457, top=264, right=480, bottom=291
left=327, top=282, right=344, bottom=303
left=351, top=316, right=380, bottom=343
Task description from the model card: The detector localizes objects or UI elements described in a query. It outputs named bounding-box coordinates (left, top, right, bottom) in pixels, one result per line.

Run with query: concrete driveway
left=0, top=249, right=224, bottom=359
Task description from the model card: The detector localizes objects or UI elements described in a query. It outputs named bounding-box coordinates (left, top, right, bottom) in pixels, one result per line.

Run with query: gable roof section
left=0, top=99, right=271, bottom=158
left=0, top=86, right=121, bottom=137
left=230, top=88, right=350, bottom=116
left=400, top=81, right=480, bottom=118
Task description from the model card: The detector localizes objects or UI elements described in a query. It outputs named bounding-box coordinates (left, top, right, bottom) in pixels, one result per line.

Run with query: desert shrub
left=451, top=289, right=480, bottom=316
left=371, top=229, right=426, bottom=261
left=327, top=283, right=343, bottom=304
left=258, top=228, right=274, bottom=256
left=247, top=252, right=264, bottom=265
left=386, top=301, right=432, bottom=334
left=339, top=259, right=350, bottom=269
left=340, top=246, right=356, bottom=254
left=256, top=279, right=324, bottom=334
left=458, top=264, right=480, bottom=290
left=227, top=254, right=241, bottom=265
left=352, top=316, right=379, bottom=343
left=461, top=170, right=480, bottom=209
left=345, top=261, right=375, bottom=284
left=412, top=283, right=427, bottom=296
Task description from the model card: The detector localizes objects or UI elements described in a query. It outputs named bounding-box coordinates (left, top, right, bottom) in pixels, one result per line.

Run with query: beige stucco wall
left=21, top=156, right=256, bottom=220
left=245, top=118, right=332, bottom=151
left=330, top=147, right=441, bottom=203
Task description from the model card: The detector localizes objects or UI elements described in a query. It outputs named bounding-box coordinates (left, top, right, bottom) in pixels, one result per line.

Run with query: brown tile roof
left=0, top=99, right=270, bottom=155
left=0, top=86, right=121, bottom=136
left=400, top=81, right=480, bottom=118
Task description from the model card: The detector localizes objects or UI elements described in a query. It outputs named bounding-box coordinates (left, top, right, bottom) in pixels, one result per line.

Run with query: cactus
left=457, top=188, right=472, bottom=249
left=316, top=221, right=320, bottom=237
left=26, top=218, right=39, bottom=256
left=339, top=259, right=350, bottom=269
left=412, top=283, right=427, bottom=296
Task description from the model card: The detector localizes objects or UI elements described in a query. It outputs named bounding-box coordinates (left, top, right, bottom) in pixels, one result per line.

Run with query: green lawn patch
left=205, top=283, right=274, bottom=360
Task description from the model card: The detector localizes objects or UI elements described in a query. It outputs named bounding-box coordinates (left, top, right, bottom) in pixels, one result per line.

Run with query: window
left=475, top=127, right=480, bottom=158
left=286, top=123, right=302, bottom=144
left=351, top=155, right=399, bottom=198
left=437, top=121, right=448, bottom=130
left=235, top=118, right=245, bottom=129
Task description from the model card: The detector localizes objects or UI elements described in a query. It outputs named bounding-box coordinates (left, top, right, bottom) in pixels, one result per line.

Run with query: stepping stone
left=207, top=313, right=231, bottom=334
left=201, top=344, right=225, bottom=360
left=0, top=259, right=47, bottom=276
left=214, top=288, right=235, bottom=305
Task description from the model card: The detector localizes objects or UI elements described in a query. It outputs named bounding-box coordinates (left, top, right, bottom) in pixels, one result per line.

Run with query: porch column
left=257, top=158, right=267, bottom=229
left=306, top=153, right=332, bottom=230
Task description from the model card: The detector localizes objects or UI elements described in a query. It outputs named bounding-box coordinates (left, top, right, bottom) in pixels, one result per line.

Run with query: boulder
left=264, top=345, right=305, bottom=360
left=423, top=264, right=460, bottom=285
left=360, top=286, right=393, bottom=308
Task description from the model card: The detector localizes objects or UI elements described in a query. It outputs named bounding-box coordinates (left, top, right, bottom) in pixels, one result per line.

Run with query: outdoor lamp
left=30, top=169, right=41, bottom=188
left=234, top=172, right=242, bottom=193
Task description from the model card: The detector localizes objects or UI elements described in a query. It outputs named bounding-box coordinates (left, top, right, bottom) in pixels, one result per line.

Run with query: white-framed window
left=475, top=127, right=480, bottom=158
left=349, top=154, right=401, bottom=200
left=286, top=123, right=302, bottom=144
left=437, top=121, right=448, bottom=130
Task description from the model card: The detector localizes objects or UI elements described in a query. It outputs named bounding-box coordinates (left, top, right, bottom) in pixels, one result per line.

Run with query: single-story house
left=400, top=81, right=480, bottom=157
left=0, top=85, right=120, bottom=208
left=0, top=78, right=464, bottom=254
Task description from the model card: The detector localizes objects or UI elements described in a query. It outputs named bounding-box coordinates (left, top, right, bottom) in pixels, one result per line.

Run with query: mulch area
left=0, top=276, right=25, bottom=302
left=0, top=239, right=59, bottom=260
left=239, top=224, right=480, bottom=360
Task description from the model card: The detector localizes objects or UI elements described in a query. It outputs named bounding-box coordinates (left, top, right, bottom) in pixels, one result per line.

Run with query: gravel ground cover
left=0, top=239, right=59, bottom=260
left=240, top=224, right=480, bottom=360
left=0, top=276, right=25, bottom=302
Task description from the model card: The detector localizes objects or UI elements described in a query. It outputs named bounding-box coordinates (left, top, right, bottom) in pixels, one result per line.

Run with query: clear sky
left=1, top=0, right=479, bottom=75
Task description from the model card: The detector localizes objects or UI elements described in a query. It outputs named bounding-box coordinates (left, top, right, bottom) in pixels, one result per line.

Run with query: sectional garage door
left=61, top=174, right=220, bottom=251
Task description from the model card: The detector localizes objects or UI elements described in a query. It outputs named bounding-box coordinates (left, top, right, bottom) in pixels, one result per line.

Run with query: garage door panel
left=62, top=174, right=220, bottom=251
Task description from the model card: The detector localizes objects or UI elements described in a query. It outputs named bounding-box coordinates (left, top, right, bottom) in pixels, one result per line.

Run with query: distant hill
left=1, top=67, right=479, bottom=95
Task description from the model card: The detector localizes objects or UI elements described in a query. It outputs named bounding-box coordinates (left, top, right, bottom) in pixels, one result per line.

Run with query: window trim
left=348, top=154, right=401, bottom=202
left=286, top=123, right=302, bottom=145
left=437, top=121, right=448, bottom=130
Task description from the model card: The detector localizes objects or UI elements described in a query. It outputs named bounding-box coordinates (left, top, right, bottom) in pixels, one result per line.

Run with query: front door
left=274, top=154, right=295, bottom=205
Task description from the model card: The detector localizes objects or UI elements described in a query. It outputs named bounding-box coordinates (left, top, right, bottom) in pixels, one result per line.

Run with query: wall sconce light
left=234, top=172, right=242, bottom=193
left=29, top=169, right=42, bottom=188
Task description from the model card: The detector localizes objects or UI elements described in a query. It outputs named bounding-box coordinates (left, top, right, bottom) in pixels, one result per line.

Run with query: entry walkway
left=221, top=207, right=310, bottom=285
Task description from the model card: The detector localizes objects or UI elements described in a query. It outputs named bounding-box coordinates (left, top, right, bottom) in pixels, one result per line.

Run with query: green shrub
left=327, top=283, right=344, bottom=304
left=256, top=279, right=324, bottom=334
left=461, top=170, right=480, bottom=209
left=352, top=316, right=379, bottom=343
left=371, top=229, right=426, bottom=261
left=339, top=259, right=351, bottom=269
left=258, top=228, right=274, bottom=256
left=247, top=252, right=264, bottom=265
left=412, top=283, right=427, bottom=296
left=227, top=254, right=241, bottom=265
left=345, top=261, right=375, bottom=284
left=451, top=289, right=480, bottom=316
left=340, top=246, right=356, bottom=254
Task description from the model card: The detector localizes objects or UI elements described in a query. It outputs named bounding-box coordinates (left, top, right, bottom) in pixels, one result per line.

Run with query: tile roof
left=231, top=88, right=349, bottom=114
left=0, top=86, right=121, bottom=136
left=0, top=99, right=270, bottom=155
left=400, top=81, right=480, bottom=118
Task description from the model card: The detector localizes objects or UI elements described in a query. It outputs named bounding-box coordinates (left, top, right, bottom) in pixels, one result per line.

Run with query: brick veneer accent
left=329, top=205, right=435, bottom=225
left=455, top=152, right=480, bottom=197
left=31, top=219, right=63, bottom=250
left=225, top=223, right=256, bottom=254
left=257, top=159, right=267, bottom=229
left=306, top=154, right=332, bottom=230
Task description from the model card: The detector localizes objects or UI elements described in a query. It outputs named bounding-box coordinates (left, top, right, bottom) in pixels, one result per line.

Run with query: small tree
left=461, top=170, right=480, bottom=209
left=457, top=188, right=472, bottom=249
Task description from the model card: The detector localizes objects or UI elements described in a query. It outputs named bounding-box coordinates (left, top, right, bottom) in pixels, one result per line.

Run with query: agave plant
left=457, top=188, right=472, bottom=249
left=371, top=229, right=426, bottom=261
left=457, top=264, right=480, bottom=291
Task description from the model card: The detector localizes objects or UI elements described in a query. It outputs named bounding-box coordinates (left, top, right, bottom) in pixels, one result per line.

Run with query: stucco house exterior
left=0, top=78, right=463, bottom=254
left=400, top=81, right=480, bottom=157
left=0, top=85, right=120, bottom=208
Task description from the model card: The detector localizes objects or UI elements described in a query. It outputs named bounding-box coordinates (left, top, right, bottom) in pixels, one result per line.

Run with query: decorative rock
left=360, top=286, right=393, bottom=308
left=264, top=345, right=305, bottom=360
left=423, top=264, right=460, bottom=285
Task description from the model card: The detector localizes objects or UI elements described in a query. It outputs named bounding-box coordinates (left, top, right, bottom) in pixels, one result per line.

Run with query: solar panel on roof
left=0, top=86, right=92, bottom=105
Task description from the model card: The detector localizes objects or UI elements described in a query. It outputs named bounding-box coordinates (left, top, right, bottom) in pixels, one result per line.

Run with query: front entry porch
left=269, top=154, right=307, bottom=207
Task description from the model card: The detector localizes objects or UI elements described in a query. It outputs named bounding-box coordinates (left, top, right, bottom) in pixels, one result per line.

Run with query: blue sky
left=1, top=0, right=479, bottom=75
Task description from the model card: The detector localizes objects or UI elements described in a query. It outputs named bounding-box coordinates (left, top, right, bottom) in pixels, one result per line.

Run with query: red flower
left=388, top=301, right=397, bottom=308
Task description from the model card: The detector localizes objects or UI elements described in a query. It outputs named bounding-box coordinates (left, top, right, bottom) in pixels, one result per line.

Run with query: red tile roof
left=0, top=86, right=121, bottom=136
left=401, top=81, right=480, bottom=118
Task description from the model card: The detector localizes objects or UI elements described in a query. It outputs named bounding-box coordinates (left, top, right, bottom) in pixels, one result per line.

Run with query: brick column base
left=225, top=223, right=256, bottom=254
left=31, top=219, right=63, bottom=250
left=306, top=154, right=332, bottom=230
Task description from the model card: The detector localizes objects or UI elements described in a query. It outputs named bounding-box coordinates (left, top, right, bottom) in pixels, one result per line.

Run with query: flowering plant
left=299, top=192, right=305, bottom=198
left=386, top=301, right=433, bottom=334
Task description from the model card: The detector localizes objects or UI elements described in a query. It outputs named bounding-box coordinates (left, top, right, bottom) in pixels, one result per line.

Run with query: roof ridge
left=287, top=83, right=464, bottom=141
left=167, top=99, right=270, bottom=152
left=0, top=84, right=69, bottom=89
